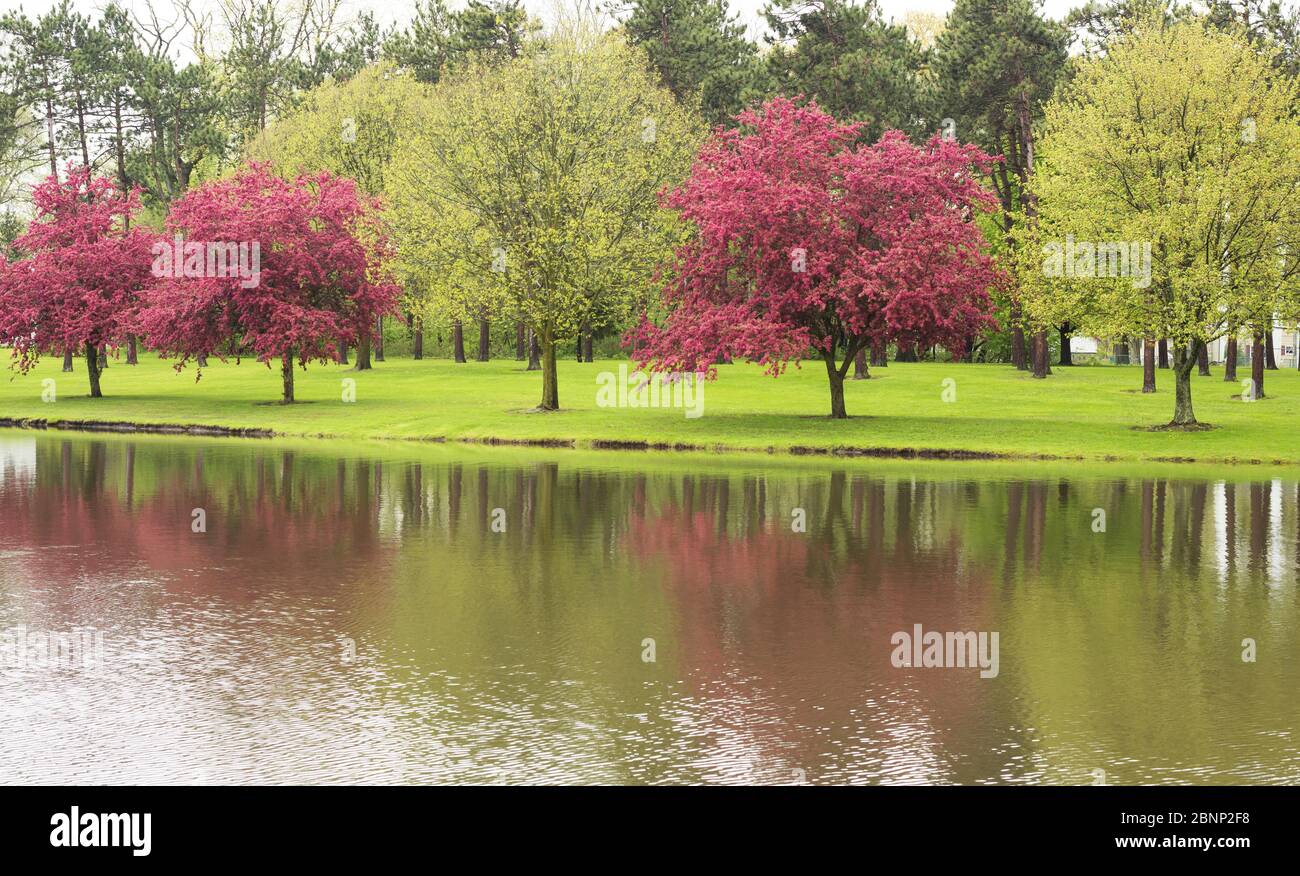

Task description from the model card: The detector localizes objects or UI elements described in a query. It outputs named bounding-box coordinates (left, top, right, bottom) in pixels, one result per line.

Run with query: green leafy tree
left=933, top=0, right=1068, bottom=374
left=450, top=0, right=538, bottom=62
left=614, top=0, right=765, bottom=127
left=763, top=0, right=932, bottom=142
left=383, top=0, right=456, bottom=84
left=249, top=62, right=424, bottom=199
left=216, top=0, right=343, bottom=145
left=1, top=4, right=70, bottom=180
left=1205, top=1, right=1300, bottom=72
left=386, top=28, right=702, bottom=410
left=248, top=61, right=428, bottom=369
left=1021, top=16, right=1300, bottom=426
left=306, top=11, right=389, bottom=86
left=1068, top=0, right=1189, bottom=54
left=392, top=0, right=541, bottom=362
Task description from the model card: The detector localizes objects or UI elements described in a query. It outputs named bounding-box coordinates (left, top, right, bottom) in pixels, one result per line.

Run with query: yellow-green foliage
left=246, top=62, right=430, bottom=197
left=384, top=28, right=704, bottom=360
left=1022, top=15, right=1300, bottom=349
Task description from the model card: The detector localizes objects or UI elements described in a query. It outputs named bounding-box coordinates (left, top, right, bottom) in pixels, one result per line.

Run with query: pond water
left=1, top=431, right=1297, bottom=785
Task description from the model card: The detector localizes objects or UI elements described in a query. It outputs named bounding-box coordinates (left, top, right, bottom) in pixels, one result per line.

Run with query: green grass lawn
left=2, top=350, right=1298, bottom=464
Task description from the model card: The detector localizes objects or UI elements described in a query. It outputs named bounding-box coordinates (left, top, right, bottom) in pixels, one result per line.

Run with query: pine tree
left=763, top=0, right=932, bottom=142
left=933, top=0, right=1067, bottom=372
left=616, top=0, right=764, bottom=126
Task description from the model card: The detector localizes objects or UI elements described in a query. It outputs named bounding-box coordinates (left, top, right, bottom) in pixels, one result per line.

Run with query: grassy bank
left=1, top=350, right=1298, bottom=464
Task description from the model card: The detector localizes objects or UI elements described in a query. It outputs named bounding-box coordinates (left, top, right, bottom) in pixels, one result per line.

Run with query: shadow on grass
left=1135, top=422, right=1218, bottom=432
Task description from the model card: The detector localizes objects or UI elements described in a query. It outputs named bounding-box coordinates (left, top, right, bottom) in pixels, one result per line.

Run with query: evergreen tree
left=1, top=5, right=70, bottom=180
left=451, top=0, right=538, bottom=63
left=763, top=0, right=932, bottom=142
left=615, top=0, right=765, bottom=126
left=933, top=0, right=1068, bottom=372
left=384, top=0, right=456, bottom=84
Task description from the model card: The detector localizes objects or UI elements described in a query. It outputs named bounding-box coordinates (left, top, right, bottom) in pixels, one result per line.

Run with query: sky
left=0, top=0, right=1083, bottom=55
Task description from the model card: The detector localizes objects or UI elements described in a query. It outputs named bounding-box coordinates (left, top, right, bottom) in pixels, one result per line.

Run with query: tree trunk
left=1265, top=324, right=1277, bottom=370
left=1058, top=323, right=1072, bottom=366
left=338, top=343, right=349, bottom=365
left=823, top=351, right=848, bottom=418
left=412, top=317, right=423, bottom=360
left=1197, top=343, right=1211, bottom=376
left=871, top=337, right=887, bottom=367
left=515, top=322, right=526, bottom=360
left=1158, top=338, right=1169, bottom=369
left=281, top=352, right=295, bottom=404
left=44, top=92, right=57, bottom=181
left=1251, top=330, right=1266, bottom=399
left=527, top=329, right=540, bottom=371
left=1011, top=89, right=1040, bottom=373
left=1031, top=329, right=1051, bottom=378
left=1142, top=338, right=1156, bottom=393
left=97, top=346, right=107, bottom=370
left=896, top=344, right=918, bottom=363
left=538, top=333, right=559, bottom=410
left=1171, top=342, right=1198, bottom=426
left=196, top=353, right=207, bottom=368
left=126, top=335, right=138, bottom=365
left=75, top=92, right=89, bottom=167
left=354, top=332, right=372, bottom=370
left=374, top=316, right=385, bottom=362
left=84, top=342, right=102, bottom=398
left=452, top=321, right=466, bottom=363
left=853, top=347, right=869, bottom=379
left=114, top=98, right=128, bottom=194
left=1012, top=324, right=1028, bottom=369
left=62, top=348, right=74, bottom=372
left=1224, top=337, right=1238, bottom=382
left=477, top=318, right=490, bottom=361
left=581, top=325, right=594, bottom=362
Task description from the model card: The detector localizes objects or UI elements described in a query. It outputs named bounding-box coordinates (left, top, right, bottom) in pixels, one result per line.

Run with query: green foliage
left=616, top=0, right=766, bottom=127
left=1026, top=16, right=1300, bottom=338
left=1205, top=1, right=1300, bottom=75
left=248, top=62, right=428, bottom=197
left=1022, top=15, right=1300, bottom=421
left=1068, top=0, right=1190, bottom=54
left=382, top=0, right=540, bottom=85
left=386, top=28, right=703, bottom=408
left=763, top=0, right=933, bottom=141
left=933, top=0, right=1070, bottom=353
left=0, top=208, right=23, bottom=257
left=383, top=0, right=456, bottom=83
left=217, top=0, right=323, bottom=143
left=123, top=34, right=226, bottom=204
left=449, top=0, right=538, bottom=62
left=934, top=0, right=1068, bottom=174
left=306, top=12, right=388, bottom=86
left=0, top=0, right=226, bottom=206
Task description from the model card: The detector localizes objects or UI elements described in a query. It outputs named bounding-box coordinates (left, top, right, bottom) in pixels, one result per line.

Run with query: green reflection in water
left=0, top=431, right=1297, bottom=785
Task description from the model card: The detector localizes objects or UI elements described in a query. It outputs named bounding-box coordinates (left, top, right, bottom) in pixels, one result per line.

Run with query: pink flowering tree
left=138, top=164, right=400, bottom=403
left=632, top=97, right=1003, bottom=418
left=0, top=166, right=158, bottom=397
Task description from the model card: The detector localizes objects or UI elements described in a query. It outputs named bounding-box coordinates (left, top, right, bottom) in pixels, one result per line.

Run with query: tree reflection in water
left=1, top=434, right=1297, bottom=785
